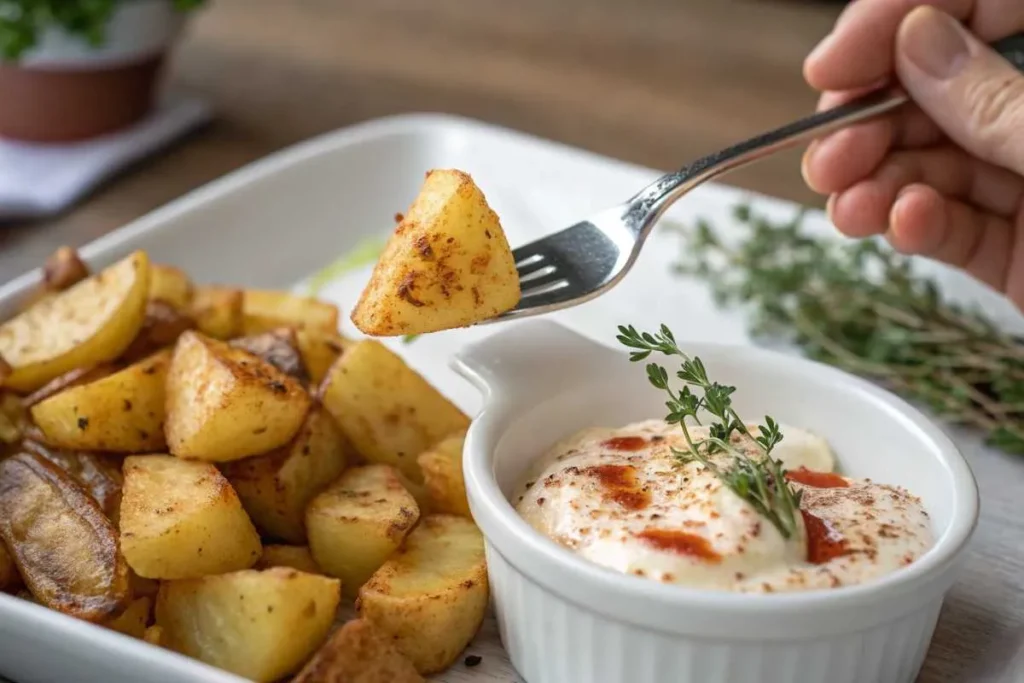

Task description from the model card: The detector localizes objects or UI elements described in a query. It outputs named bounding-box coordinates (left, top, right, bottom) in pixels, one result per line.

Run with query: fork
left=488, top=32, right=1024, bottom=323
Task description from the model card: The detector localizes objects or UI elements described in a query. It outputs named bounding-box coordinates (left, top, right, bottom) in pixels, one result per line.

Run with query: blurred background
left=0, top=0, right=842, bottom=278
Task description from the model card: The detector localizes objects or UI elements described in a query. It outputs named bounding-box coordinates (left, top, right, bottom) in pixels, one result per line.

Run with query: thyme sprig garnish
left=617, top=324, right=802, bottom=539
left=669, top=204, right=1024, bottom=455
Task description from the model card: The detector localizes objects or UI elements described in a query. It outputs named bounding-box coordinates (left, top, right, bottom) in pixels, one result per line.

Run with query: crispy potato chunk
left=255, top=545, right=322, bottom=574
left=307, top=465, right=419, bottom=595
left=104, top=596, right=151, bottom=639
left=351, top=169, right=520, bottom=335
left=0, top=540, right=20, bottom=592
left=189, top=286, right=244, bottom=340
left=148, top=265, right=194, bottom=311
left=30, top=350, right=169, bottom=453
left=165, top=331, right=311, bottom=462
left=22, top=364, right=118, bottom=408
left=43, top=246, right=90, bottom=292
left=358, top=515, right=487, bottom=674
left=0, top=251, right=150, bottom=393
left=319, top=340, right=468, bottom=481
left=418, top=430, right=470, bottom=517
left=295, top=330, right=348, bottom=385
left=0, top=452, right=131, bottom=621
left=229, top=328, right=309, bottom=383
left=120, top=455, right=261, bottom=579
left=120, top=301, right=196, bottom=363
left=293, top=618, right=424, bottom=683
left=242, top=290, right=339, bottom=335
left=156, top=568, right=340, bottom=682
left=222, top=405, right=350, bottom=543
left=144, top=624, right=165, bottom=647
left=24, top=442, right=123, bottom=523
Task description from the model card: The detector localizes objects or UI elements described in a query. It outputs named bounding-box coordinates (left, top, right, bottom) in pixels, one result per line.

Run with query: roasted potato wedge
left=254, top=545, right=322, bottom=574
left=229, top=328, right=309, bottom=383
left=295, top=329, right=348, bottom=385
left=165, top=331, right=311, bottom=462
left=104, top=596, right=151, bottom=639
left=43, top=246, right=90, bottom=292
left=358, top=514, right=487, bottom=674
left=307, top=465, right=419, bottom=595
left=351, top=169, right=520, bottom=335
left=222, top=405, right=350, bottom=543
left=242, top=290, right=339, bottom=335
left=120, top=455, right=261, bottom=579
left=293, top=618, right=424, bottom=683
left=120, top=301, right=196, bottom=363
left=0, top=540, right=20, bottom=592
left=144, top=624, right=165, bottom=647
left=22, top=363, right=118, bottom=408
left=30, top=350, right=169, bottom=453
left=156, top=568, right=341, bottom=682
left=24, top=442, right=123, bottom=523
left=0, top=251, right=150, bottom=393
left=148, top=265, right=194, bottom=311
left=189, top=286, right=244, bottom=340
left=418, top=430, right=470, bottom=517
left=319, top=340, right=468, bottom=481
left=0, top=452, right=131, bottom=621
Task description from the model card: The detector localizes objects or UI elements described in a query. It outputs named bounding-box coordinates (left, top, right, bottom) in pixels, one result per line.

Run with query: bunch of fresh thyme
left=669, top=205, right=1024, bottom=454
left=617, top=324, right=803, bottom=539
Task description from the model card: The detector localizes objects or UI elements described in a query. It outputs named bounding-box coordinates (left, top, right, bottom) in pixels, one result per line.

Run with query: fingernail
left=825, top=194, right=838, bottom=223
left=900, top=7, right=969, bottom=80
left=801, top=141, right=819, bottom=187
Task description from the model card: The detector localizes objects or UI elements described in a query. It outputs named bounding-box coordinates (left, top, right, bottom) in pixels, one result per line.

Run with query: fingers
left=896, top=7, right=1024, bottom=176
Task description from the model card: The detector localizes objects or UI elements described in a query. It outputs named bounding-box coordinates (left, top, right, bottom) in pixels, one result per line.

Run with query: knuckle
left=963, top=75, right=1024, bottom=146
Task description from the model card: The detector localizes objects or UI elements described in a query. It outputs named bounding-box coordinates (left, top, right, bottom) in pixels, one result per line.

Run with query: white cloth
left=0, top=95, right=211, bottom=220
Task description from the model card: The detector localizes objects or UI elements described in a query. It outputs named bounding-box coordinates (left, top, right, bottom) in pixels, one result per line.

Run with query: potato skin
left=0, top=540, right=20, bottom=592
left=188, top=286, right=244, bottom=340
left=23, top=441, right=123, bottom=523
left=295, top=330, right=348, bottom=386
left=165, top=331, right=311, bottom=462
left=0, top=452, right=131, bottom=621
left=120, top=455, right=261, bottom=579
left=319, top=340, right=468, bottom=481
left=351, top=169, right=520, bottom=336
left=30, top=350, right=170, bottom=453
left=0, top=251, right=151, bottom=393
left=229, top=328, right=309, bottom=384
left=417, top=430, right=470, bottom=517
left=293, top=618, right=424, bottom=683
left=357, top=515, right=488, bottom=674
left=43, top=246, right=90, bottom=292
left=156, top=568, right=341, bottom=683
left=307, top=465, right=419, bottom=596
left=222, top=404, right=351, bottom=543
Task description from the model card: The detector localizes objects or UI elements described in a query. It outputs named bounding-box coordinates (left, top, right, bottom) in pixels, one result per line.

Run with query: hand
left=802, top=2, right=1024, bottom=309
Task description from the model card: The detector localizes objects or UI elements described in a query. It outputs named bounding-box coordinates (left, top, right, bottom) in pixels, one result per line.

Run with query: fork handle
left=624, top=32, right=1024, bottom=232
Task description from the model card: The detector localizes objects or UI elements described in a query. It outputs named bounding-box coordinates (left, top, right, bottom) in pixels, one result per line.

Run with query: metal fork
left=488, top=32, right=1024, bottom=323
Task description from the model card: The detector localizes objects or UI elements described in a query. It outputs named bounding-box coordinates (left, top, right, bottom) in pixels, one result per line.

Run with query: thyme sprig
left=617, top=324, right=802, bottom=539
left=669, top=205, right=1024, bottom=455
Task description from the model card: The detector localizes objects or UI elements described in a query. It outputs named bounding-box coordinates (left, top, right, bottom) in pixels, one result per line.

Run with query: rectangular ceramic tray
left=1, top=114, right=1021, bottom=683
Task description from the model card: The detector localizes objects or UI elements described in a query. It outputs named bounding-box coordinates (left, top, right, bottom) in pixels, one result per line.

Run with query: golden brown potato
left=254, top=545, right=322, bottom=574
left=143, top=624, right=165, bottom=647
left=23, top=442, right=123, bottom=523
left=319, top=340, right=468, bottom=481
left=156, top=568, right=341, bottom=682
left=148, top=265, right=194, bottom=311
left=21, top=363, right=118, bottom=408
left=0, top=251, right=151, bottom=393
left=241, top=290, right=339, bottom=335
left=120, top=455, right=261, bottom=579
left=165, top=331, right=311, bottom=462
left=0, top=452, right=131, bottom=621
left=129, top=570, right=160, bottom=600
left=0, top=540, right=20, bottom=592
left=295, top=330, right=348, bottom=386
left=43, top=246, right=90, bottom=292
left=307, top=465, right=419, bottom=596
left=293, top=618, right=424, bottom=683
left=222, top=405, right=350, bottom=543
left=120, top=301, right=196, bottom=363
left=351, top=169, right=520, bottom=336
left=229, top=328, right=309, bottom=383
left=104, top=596, right=151, bottom=639
left=358, top=515, right=487, bottom=674
left=418, top=430, right=470, bottom=517
left=189, top=286, right=244, bottom=340
left=30, top=350, right=170, bottom=453
left=0, top=392, right=26, bottom=445
left=0, top=355, right=10, bottom=388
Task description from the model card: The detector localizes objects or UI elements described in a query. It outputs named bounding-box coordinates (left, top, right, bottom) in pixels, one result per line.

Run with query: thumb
left=896, top=7, right=1024, bottom=176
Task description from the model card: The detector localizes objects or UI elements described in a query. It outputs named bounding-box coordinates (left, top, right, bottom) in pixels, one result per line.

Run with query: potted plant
left=0, top=0, right=205, bottom=142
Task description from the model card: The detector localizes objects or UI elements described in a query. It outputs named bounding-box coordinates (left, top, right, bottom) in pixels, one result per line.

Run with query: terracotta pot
left=0, top=0, right=186, bottom=143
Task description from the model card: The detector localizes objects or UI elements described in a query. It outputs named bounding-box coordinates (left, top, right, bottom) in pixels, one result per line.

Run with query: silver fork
left=488, top=32, right=1024, bottom=323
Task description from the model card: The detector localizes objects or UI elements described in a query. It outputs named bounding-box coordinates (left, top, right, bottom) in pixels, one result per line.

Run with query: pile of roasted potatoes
left=0, top=245, right=482, bottom=683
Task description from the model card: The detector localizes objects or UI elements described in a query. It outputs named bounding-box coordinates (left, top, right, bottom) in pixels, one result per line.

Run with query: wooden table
left=6, top=2, right=1023, bottom=682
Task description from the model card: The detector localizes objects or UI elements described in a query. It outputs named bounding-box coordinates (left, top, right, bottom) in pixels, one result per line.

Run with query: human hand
left=802, top=2, right=1024, bottom=309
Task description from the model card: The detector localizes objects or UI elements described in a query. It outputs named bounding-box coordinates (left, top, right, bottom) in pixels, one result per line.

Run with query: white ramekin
left=452, top=320, right=979, bottom=683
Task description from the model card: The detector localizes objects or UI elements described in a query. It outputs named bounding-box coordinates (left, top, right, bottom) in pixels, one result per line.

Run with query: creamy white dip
left=515, top=419, right=933, bottom=593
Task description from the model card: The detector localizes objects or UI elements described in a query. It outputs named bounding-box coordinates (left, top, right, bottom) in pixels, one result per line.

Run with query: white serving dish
left=0, top=113, right=1013, bottom=683
left=453, top=321, right=978, bottom=683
